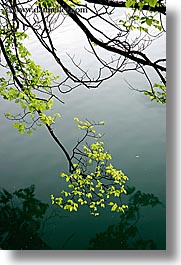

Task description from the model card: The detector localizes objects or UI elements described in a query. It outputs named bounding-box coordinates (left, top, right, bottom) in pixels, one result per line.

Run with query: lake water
left=0, top=9, right=166, bottom=250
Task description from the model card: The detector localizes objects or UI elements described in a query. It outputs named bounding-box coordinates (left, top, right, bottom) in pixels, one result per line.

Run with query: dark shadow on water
left=0, top=184, right=165, bottom=251
left=0, top=184, right=69, bottom=251
left=0, top=185, right=50, bottom=250
left=88, top=187, right=163, bottom=250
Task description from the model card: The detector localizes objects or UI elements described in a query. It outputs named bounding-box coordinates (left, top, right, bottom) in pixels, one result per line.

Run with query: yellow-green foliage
left=37, top=0, right=60, bottom=8
left=126, top=0, right=159, bottom=9
left=144, top=83, right=166, bottom=104
left=120, top=0, right=164, bottom=33
left=0, top=29, right=61, bottom=134
left=51, top=118, right=128, bottom=216
left=37, top=0, right=81, bottom=8
left=63, top=0, right=81, bottom=7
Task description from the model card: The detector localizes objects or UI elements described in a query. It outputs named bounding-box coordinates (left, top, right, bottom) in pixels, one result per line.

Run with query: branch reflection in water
left=89, top=186, right=163, bottom=250
left=0, top=184, right=163, bottom=250
left=0, top=185, right=63, bottom=250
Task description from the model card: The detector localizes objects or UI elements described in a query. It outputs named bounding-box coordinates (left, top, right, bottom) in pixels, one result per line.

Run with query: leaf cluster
left=126, top=0, right=159, bottom=9
left=144, top=83, right=166, bottom=103
left=0, top=29, right=61, bottom=134
left=51, top=118, right=129, bottom=216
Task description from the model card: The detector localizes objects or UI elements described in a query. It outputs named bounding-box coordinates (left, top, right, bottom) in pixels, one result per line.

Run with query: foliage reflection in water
left=89, top=186, right=163, bottom=250
left=0, top=185, right=50, bottom=250
left=0, top=184, right=163, bottom=250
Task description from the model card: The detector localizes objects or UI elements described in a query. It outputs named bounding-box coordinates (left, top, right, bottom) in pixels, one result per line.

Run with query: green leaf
left=54, top=113, right=61, bottom=118
left=27, top=130, right=33, bottom=135
left=148, top=0, right=157, bottom=8
left=146, top=18, right=152, bottom=26
left=5, top=113, right=13, bottom=118
left=13, top=122, right=20, bottom=129
left=111, top=203, right=118, bottom=211
left=99, top=121, right=105, bottom=125
left=125, top=0, right=136, bottom=8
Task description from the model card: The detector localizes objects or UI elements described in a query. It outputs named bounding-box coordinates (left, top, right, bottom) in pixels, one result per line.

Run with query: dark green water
left=0, top=16, right=166, bottom=250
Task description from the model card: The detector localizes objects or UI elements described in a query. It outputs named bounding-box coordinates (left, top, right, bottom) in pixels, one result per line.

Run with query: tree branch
left=56, top=0, right=166, bottom=73
left=45, top=124, right=75, bottom=172
left=0, top=36, right=74, bottom=173
left=84, top=0, right=166, bottom=15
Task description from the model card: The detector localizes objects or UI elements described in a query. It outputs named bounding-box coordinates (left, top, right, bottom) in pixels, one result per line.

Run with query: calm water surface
left=0, top=13, right=166, bottom=250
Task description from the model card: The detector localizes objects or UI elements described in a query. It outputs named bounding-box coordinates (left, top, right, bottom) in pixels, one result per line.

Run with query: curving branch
left=1, top=0, right=166, bottom=91
left=84, top=0, right=166, bottom=15
left=57, top=0, right=166, bottom=85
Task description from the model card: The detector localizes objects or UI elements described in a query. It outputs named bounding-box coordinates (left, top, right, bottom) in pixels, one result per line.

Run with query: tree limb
left=57, top=0, right=166, bottom=74
left=84, top=0, right=166, bottom=15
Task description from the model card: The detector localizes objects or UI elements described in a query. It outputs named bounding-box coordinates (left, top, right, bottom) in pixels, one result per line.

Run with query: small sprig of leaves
left=144, top=83, right=166, bottom=104
left=126, top=0, right=159, bottom=9
left=120, top=0, right=164, bottom=33
left=119, top=14, right=163, bottom=33
left=51, top=118, right=128, bottom=216
left=37, top=0, right=81, bottom=8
